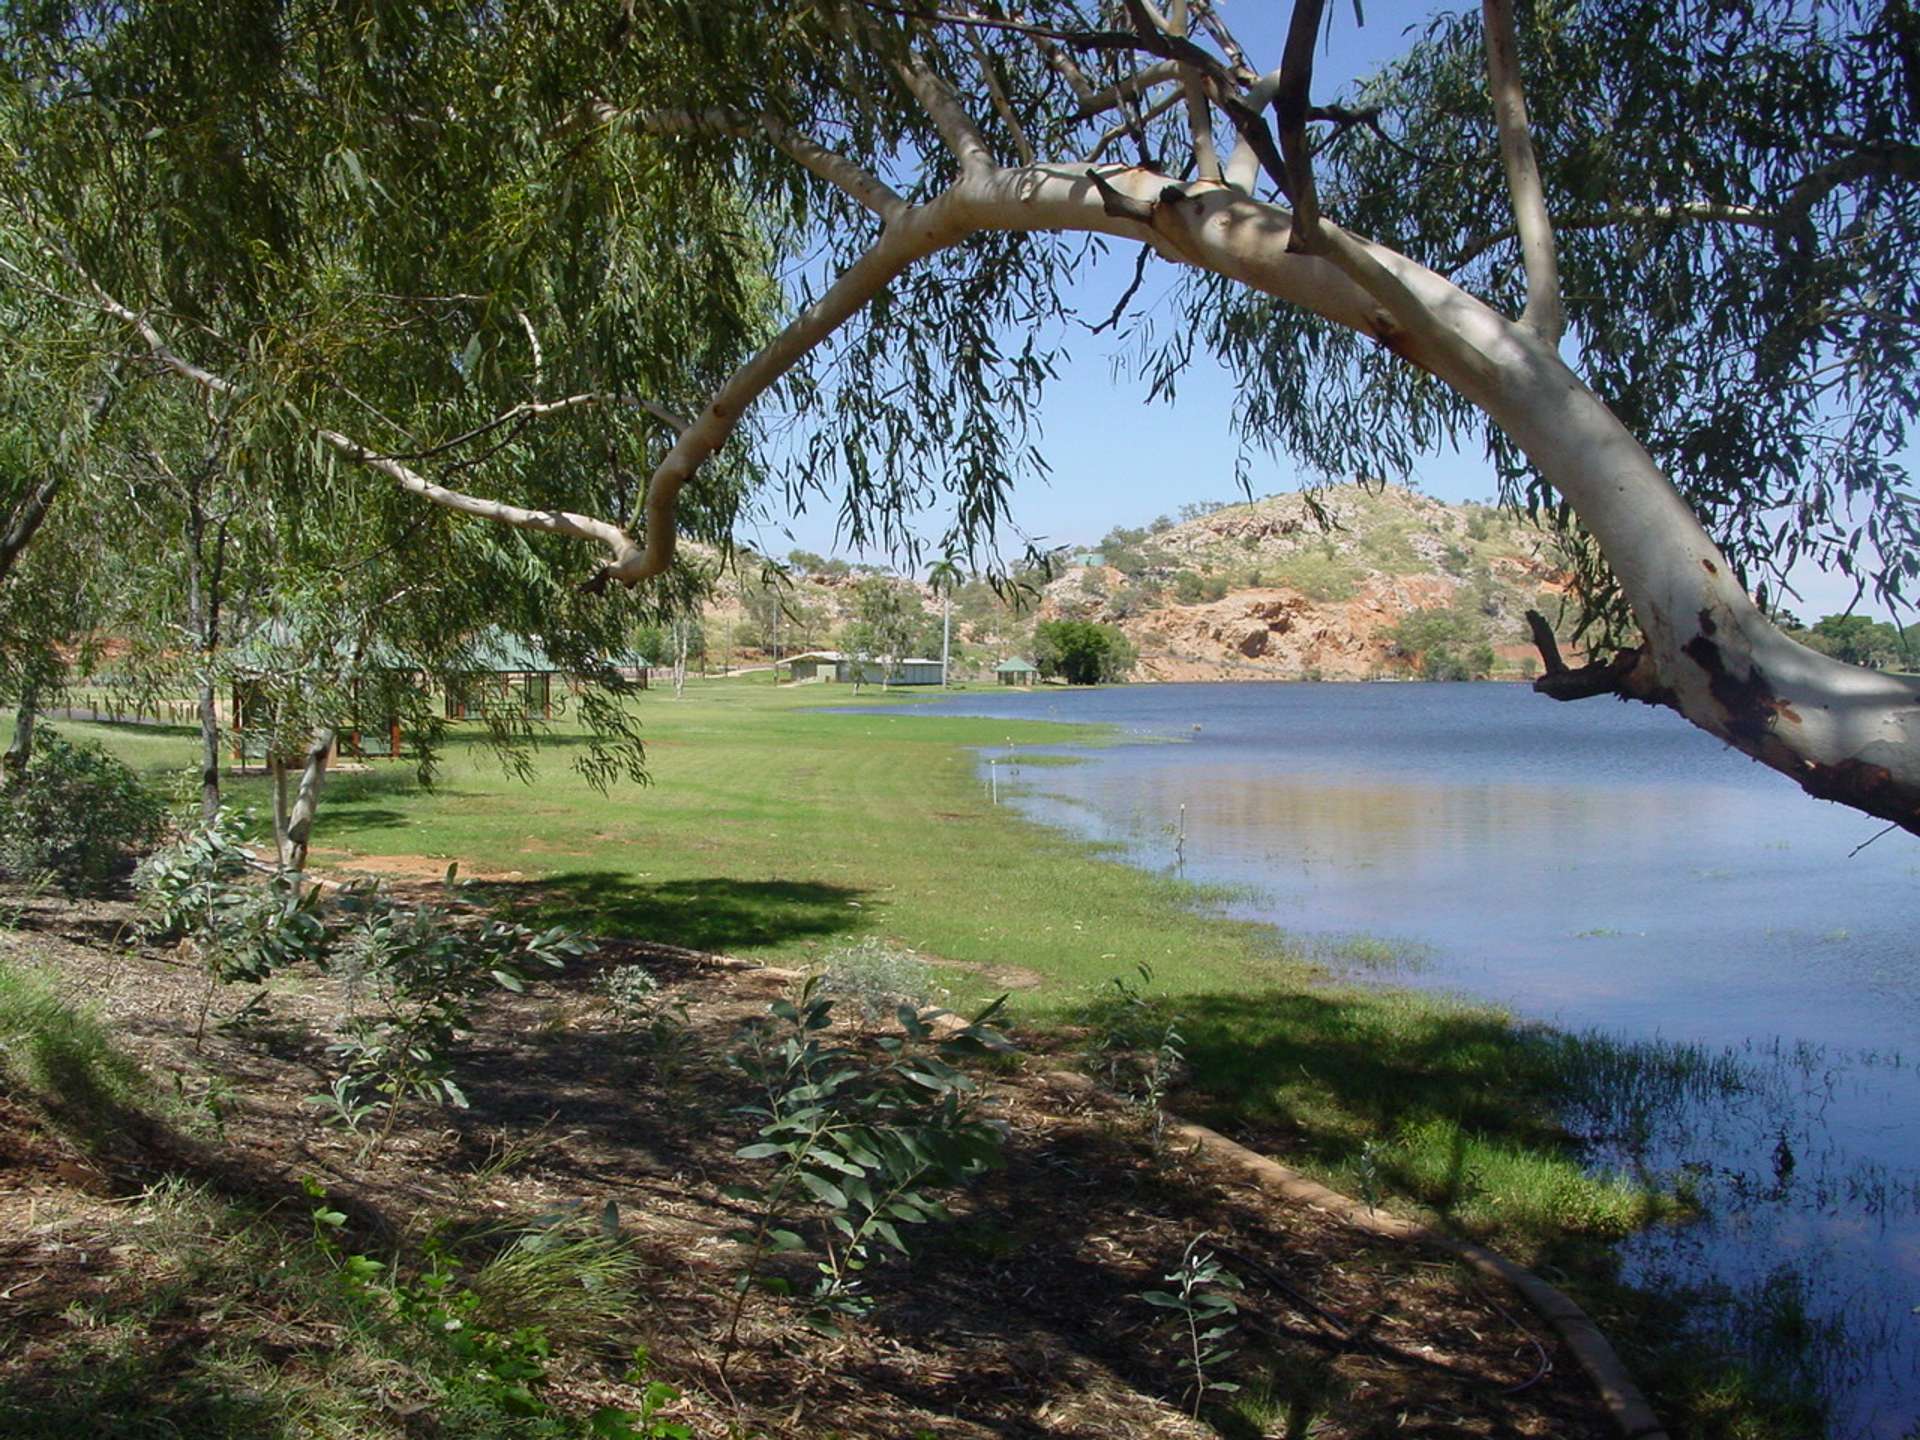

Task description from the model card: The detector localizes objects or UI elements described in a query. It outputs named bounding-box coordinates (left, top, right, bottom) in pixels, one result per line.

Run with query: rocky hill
left=1034, top=483, right=1579, bottom=681
left=703, top=483, right=1583, bottom=682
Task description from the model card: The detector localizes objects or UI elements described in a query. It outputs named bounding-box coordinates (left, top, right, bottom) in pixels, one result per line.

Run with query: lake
left=860, top=681, right=1920, bottom=1438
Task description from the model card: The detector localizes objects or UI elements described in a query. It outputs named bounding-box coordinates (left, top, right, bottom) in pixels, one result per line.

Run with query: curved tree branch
left=1482, top=0, right=1563, bottom=344
left=1454, top=202, right=1780, bottom=267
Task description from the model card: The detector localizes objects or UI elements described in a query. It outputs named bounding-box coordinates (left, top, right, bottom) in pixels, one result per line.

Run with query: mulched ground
left=0, top=875, right=1616, bottom=1439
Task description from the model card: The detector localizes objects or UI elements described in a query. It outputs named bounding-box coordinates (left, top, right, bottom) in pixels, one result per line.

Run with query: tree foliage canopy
left=2, top=0, right=1919, bottom=829
left=1035, top=619, right=1136, bottom=685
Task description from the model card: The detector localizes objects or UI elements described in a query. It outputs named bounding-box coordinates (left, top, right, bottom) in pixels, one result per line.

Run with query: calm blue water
left=852, top=682, right=1920, bottom=1437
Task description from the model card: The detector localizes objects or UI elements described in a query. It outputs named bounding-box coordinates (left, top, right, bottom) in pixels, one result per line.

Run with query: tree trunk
left=197, top=674, right=221, bottom=824
left=271, top=728, right=334, bottom=889
left=284, top=728, right=334, bottom=881
left=270, top=756, right=291, bottom=867
left=941, top=593, right=952, bottom=687
left=4, top=689, right=37, bottom=786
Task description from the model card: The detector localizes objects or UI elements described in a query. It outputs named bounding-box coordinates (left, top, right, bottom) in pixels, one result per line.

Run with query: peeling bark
left=272, top=728, right=334, bottom=888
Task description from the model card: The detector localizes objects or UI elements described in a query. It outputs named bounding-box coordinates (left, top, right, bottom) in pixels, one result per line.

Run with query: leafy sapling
left=1138, top=1233, right=1245, bottom=1421
left=137, top=807, right=329, bottom=1043
left=722, top=977, right=1012, bottom=1375
left=315, top=890, right=593, bottom=1154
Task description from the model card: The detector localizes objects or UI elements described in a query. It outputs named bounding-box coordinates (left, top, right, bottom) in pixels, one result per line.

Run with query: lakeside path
left=38, top=680, right=1808, bottom=1435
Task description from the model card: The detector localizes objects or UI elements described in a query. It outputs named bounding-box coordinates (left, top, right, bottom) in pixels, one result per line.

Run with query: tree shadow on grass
left=472, top=871, right=870, bottom=954
left=1075, top=985, right=1624, bottom=1245
left=0, top=1345, right=304, bottom=1440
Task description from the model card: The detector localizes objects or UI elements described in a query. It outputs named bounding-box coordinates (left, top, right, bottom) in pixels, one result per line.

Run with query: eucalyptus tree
left=2, top=2, right=769, bottom=850
left=6, top=1, right=1919, bottom=833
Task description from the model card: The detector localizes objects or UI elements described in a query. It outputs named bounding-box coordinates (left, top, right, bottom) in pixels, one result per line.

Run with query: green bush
left=137, top=809, right=328, bottom=983
left=0, top=732, right=166, bottom=893
left=319, top=892, right=595, bottom=1146
left=1034, top=619, right=1136, bottom=684
left=1389, top=605, right=1496, bottom=681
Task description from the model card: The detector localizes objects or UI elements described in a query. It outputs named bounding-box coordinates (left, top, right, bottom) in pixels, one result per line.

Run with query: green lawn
left=21, top=681, right=1820, bottom=1432
left=33, top=681, right=1655, bottom=1249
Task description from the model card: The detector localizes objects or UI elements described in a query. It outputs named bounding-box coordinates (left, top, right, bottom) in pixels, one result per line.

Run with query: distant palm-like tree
left=927, top=557, right=964, bottom=688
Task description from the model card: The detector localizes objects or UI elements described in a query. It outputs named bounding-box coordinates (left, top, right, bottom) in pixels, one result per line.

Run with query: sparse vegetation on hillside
left=695, top=485, right=1577, bottom=685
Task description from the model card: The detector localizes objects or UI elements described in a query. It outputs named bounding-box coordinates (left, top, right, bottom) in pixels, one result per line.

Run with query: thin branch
left=967, top=31, right=1036, bottom=165
left=612, top=106, right=908, bottom=222
left=0, top=372, right=117, bottom=587
left=1168, top=0, right=1223, bottom=182
left=1453, top=202, right=1780, bottom=267
left=1274, top=0, right=1329, bottom=248
left=1188, top=0, right=1259, bottom=85
left=83, top=264, right=648, bottom=573
left=516, top=309, right=544, bottom=389
left=84, top=280, right=238, bottom=397
left=1084, top=243, right=1154, bottom=333
left=380, top=392, right=610, bottom=462
left=1084, top=90, right=1183, bottom=165
left=896, top=51, right=996, bottom=172
left=1778, top=141, right=1920, bottom=227
left=1069, top=59, right=1182, bottom=119
left=315, top=427, right=641, bottom=570
left=1482, top=0, right=1562, bottom=344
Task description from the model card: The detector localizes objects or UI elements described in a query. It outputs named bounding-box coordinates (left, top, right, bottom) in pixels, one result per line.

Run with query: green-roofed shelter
left=228, top=623, right=421, bottom=764
left=445, top=628, right=562, bottom=720
left=995, top=657, right=1040, bottom=687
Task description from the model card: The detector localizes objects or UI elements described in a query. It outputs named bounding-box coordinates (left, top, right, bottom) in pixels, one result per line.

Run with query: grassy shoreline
left=25, top=680, right=1816, bottom=1435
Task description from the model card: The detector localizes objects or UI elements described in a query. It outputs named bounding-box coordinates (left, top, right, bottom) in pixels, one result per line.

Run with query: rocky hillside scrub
left=684, top=484, right=1580, bottom=684
left=1041, top=485, right=1581, bottom=683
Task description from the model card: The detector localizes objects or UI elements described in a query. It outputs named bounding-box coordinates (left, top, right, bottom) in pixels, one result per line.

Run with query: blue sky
left=735, top=3, right=1901, bottom=625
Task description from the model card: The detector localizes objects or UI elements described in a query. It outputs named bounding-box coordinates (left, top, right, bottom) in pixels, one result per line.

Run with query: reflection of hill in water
left=919, top=682, right=1920, bottom=1439
left=1107, top=764, right=1713, bottom=877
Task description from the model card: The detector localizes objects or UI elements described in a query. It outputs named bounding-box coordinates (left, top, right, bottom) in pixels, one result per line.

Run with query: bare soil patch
left=0, top=883, right=1615, bottom=1438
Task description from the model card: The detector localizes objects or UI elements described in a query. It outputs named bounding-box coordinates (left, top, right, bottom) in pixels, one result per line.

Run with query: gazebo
left=445, top=629, right=562, bottom=720
left=995, top=657, right=1040, bottom=687
left=229, top=626, right=419, bottom=764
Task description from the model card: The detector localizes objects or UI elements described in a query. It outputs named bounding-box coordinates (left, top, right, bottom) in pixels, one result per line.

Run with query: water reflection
left=869, top=682, right=1920, bottom=1436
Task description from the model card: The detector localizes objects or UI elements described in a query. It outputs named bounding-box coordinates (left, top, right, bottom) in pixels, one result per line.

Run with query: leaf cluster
left=324, top=888, right=595, bottom=1131
left=1137, top=1233, right=1245, bottom=1420
left=136, top=807, right=328, bottom=982
left=724, top=977, right=1011, bottom=1349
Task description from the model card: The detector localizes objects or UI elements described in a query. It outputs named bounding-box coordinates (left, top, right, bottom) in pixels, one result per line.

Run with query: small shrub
left=815, top=936, right=942, bottom=1021
left=722, top=979, right=1012, bottom=1371
left=138, top=809, right=328, bottom=985
left=320, top=892, right=594, bottom=1150
left=1087, top=963, right=1186, bottom=1144
left=1138, top=1234, right=1244, bottom=1420
left=0, top=732, right=166, bottom=893
left=595, top=963, right=664, bottom=1025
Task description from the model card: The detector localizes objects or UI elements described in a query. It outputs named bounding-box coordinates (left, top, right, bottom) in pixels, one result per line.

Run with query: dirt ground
left=0, top=876, right=1617, bottom=1438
